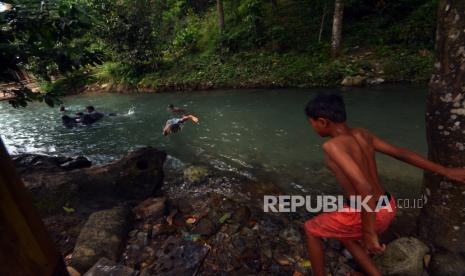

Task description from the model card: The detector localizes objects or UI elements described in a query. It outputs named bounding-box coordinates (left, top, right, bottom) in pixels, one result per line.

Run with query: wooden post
left=0, top=139, right=68, bottom=276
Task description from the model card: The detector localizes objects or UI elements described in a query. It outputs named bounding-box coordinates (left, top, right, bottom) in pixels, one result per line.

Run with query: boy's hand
left=445, top=168, right=465, bottom=184
left=191, top=116, right=199, bottom=124
left=363, top=232, right=385, bottom=254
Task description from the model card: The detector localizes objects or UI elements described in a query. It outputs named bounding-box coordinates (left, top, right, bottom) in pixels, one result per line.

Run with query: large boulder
left=373, top=237, right=429, bottom=276
left=429, top=252, right=465, bottom=276
left=71, top=206, right=132, bottom=273
left=17, top=147, right=166, bottom=214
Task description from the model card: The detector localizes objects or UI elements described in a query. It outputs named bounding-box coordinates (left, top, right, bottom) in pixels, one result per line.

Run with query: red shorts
left=304, top=195, right=397, bottom=240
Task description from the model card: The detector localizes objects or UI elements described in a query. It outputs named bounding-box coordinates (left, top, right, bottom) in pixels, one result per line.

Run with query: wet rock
left=429, top=252, right=465, bottom=276
left=13, top=154, right=72, bottom=172
left=19, top=147, right=166, bottom=214
left=83, top=257, right=137, bottom=276
left=193, top=218, right=218, bottom=237
left=373, top=237, right=429, bottom=276
left=71, top=206, right=132, bottom=273
left=183, top=165, right=209, bottom=184
left=341, top=75, right=365, bottom=87
left=140, top=236, right=209, bottom=276
left=133, top=197, right=166, bottom=220
left=60, top=156, right=92, bottom=170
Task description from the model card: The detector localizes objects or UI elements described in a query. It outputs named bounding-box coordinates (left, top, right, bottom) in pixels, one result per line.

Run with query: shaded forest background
left=1, top=0, right=438, bottom=100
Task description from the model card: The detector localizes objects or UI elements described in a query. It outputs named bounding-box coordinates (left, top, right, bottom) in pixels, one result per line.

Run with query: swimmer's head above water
left=86, top=106, right=95, bottom=113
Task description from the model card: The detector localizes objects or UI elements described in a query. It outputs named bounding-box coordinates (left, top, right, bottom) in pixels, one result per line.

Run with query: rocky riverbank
left=12, top=148, right=464, bottom=275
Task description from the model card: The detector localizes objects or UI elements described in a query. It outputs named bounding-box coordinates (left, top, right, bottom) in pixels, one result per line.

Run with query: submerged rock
left=83, top=257, right=137, bottom=276
left=71, top=206, right=132, bottom=273
left=373, top=237, right=429, bottom=276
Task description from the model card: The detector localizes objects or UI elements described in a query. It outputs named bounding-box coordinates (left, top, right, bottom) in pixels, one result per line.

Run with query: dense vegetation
left=1, top=0, right=437, bottom=99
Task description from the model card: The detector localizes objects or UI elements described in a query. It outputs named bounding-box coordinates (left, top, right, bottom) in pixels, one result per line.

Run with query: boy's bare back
left=323, top=128, right=385, bottom=200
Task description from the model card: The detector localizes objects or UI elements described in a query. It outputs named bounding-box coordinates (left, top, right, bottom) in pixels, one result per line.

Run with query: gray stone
left=133, top=197, right=166, bottom=220
left=374, top=237, right=429, bottom=276
left=341, top=75, right=365, bottom=87
left=183, top=165, right=209, bottom=184
left=71, top=206, right=132, bottom=273
left=367, top=77, right=385, bottom=85
left=83, top=257, right=137, bottom=276
left=429, top=252, right=465, bottom=276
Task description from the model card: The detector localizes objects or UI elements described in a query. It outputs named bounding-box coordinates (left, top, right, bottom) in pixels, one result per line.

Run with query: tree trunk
left=216, top=0, right=225, bottom=32
left=0, top=139, right=68, bottom=276
left=331, top=0, right=344, bottom=58
left=318, top=3, right=328, bottom=44
left=419, top=0, right=465, bottom=256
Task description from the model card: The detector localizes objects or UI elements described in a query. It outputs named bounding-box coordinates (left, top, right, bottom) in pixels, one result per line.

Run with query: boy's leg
left=339, top=239, right=381, bottom=276
left=305, top=232, right=326, bottom=276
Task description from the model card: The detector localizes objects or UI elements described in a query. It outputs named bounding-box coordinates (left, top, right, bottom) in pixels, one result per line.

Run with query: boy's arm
left=323, top=143, right=385, bottom=254
left=371, top=133, right=465, bottom=184
left=180, top=115, right=199, bottom=124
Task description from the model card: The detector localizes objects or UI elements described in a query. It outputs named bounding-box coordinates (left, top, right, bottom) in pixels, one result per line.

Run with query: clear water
left=0, top=86, right=427, bottom=198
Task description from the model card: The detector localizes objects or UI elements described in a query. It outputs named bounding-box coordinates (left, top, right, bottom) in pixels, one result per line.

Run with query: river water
left=0, top=86, right=427, bottom=198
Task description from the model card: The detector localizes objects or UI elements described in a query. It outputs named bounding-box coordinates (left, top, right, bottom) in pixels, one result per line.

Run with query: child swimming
left=163, top=115, right=199, bottom=136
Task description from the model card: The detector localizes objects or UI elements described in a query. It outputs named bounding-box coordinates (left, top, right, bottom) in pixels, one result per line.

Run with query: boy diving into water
left=304, top=94, right=465, bottom=276
left=163, top=115, right=199, bottom=136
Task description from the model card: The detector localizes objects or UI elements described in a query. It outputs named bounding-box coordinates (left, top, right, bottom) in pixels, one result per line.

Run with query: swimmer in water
left=163, top=115, right=199, bottom=136
left=167, top=104, right=187, bottom=114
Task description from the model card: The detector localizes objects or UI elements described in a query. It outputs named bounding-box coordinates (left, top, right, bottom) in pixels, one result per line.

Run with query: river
left=0, top=86, right=427, bottom=199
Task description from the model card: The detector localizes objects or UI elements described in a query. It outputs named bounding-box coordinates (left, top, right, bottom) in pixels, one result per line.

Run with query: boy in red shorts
left=304, top=94, right=465, bottom=276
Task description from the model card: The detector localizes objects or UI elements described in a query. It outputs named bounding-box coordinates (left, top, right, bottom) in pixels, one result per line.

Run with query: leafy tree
left=88, top=0, right=165, bottom=72
left=0, top=0, right=102, bottom=107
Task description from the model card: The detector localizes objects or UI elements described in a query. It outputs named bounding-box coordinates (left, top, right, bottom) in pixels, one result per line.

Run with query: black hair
left=76, top=112, right=84, bottom=116
left=305, top=93, right=347, bottom=123
left=168, top=104, right=174, bottom=108
left=86, top=106, right=95, bottom=112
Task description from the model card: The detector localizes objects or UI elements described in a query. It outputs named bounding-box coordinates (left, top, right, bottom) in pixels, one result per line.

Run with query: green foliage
left=382, top=49, right=433, bottom=82
left=1, top=0, right=439, bottom=100
left=0, top=0, right=102, bottom=107
left=88, top=0, right=164, bottom=70
left=97, top=62, right=141, bottom=86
